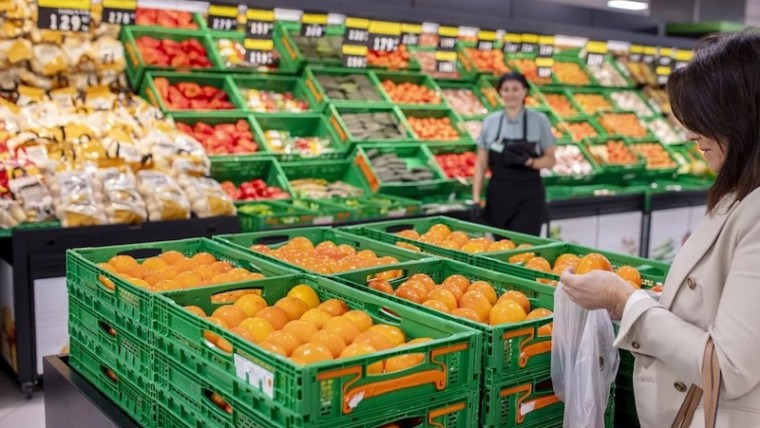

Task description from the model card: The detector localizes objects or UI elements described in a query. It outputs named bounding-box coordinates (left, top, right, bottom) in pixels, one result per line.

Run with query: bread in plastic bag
left=8, top=173, right=55, bottom=223
left=0, top=198, right=27, bottom=228
left=97, top=166, right=147, bottom=225
left=551, top=284, right=619, bottom=428
left=136, top=170, right=190, bottom=221
left=48, top=168, right=106, bottom=227
left=177, top=175, right=236, bottom=218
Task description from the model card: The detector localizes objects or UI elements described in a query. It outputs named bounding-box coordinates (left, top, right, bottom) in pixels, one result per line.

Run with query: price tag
left=435, top=50, right=457, bottom=73
left=342, top=43, right=368, bottom=68
left=207, top=3, right=238, bottom=32
left=521, top=33, right=538, bottom=54
left=503, top=33, right=522, bottom=54
left=476, top=30, right=497, bottom=51
left=536, top=56, right=554, bottom=79
left=642, top=46, right=657, bottom=65
left=301, top=12, right=327, bottom=38
left=629, top=45, right=644, bottom=62
left=655, top=47, right=673, bottom=85
left=102, top=0, right=135, bottom=25
left=400, top=23, right=422, bottom=46
left=368, top=20, right=401, bottom=52
left=584, top=40, right=608, bottom=67
left=437, top=26, right=458, bottom=51
left=344, top=17, right=370, bottom=45
left=244, top=38, right=275, bottom=66
left=538, top=35, right=555, bottom=57
left=38, top=0, right=91, bottom=32
left=245, top=8, right=274, bottom=39
left=674, top=49, right=693, bottom=70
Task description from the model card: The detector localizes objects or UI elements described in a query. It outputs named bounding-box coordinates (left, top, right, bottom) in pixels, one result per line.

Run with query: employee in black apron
left=472, top=72, right=556, bottom=236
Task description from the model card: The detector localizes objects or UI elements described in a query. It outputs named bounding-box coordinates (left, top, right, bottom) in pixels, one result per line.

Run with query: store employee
left=472, top=72, right=556, bottom=236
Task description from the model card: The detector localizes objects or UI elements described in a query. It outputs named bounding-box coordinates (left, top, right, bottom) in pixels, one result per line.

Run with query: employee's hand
left=559, top=269, right=637, bottom=320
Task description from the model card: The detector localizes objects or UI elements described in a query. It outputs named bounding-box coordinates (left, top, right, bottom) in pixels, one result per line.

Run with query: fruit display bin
left=209, top=156, right=294, bottom=201
left=208, top=26, right=303, bottom=75
left=541, top=140, right=603, bottom=186
left=539, top=86, right=585, bottom=120
left=629, top=139, right=680, bottom=181
left=409, top=45, right=479, bottom=82
left=335, top=258, right=556, bottom=382
left=289, top=198, right=355, bottom=224
left=341, top=216, right=557, bottom=264
left=309, top=67, right=393, bottom=107
left=214, top=227, right=430, bottom=276
left=141, top=71, right=245, bottom=113
left=310, top=195, right=423, bottom=222
left=401, top=107, right=473, bottom=145
left=151, top=274, right=481, bottom=427
left=354, top=143, right=454, bottom=197
left=281, top=22, right=347, bottom=68
left=329, top=104, right=416, bottom=145
left=252, top=112, right=350, bottom=161
left=556, top=116, right=608, bottom=144
left=236, top=201, right=319, bottom=232
left=66, top=237, right=294, bottom=342
left=458, top=42, right=511, bottom=77
left=566, top=87, right=618, bottom=117
left=583, top=137, right=648, bottom=184
left=170, top=112, right=268, bottom=158
left=595, top=111, right=655, bottom=142
left=122, top=27, right=222, bottom=90
left=374, top=70, right=447, bottom=108
left=280, top=159, right=373, bottom=199
left=230, top=73, right=323, bottom=114
left=426, top=142, right=481, bottom=195
left=476, top=242, right=670, bottom=289
left=437, top=79, right=497, bottom=119
left=587, top=55, right=637, bottom=89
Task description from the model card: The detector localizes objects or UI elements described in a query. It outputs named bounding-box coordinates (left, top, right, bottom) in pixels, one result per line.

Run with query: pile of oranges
left=190, top=284, right=433, bottom=370
left=249, top=237, right=402, bottom=276
left=368, top=273, right=552, bottom=331
left=98, top=251, right=263, bottom=292
left=394, top=223, right=530, bottom=255
left=507, top=251, right=643, bottom=288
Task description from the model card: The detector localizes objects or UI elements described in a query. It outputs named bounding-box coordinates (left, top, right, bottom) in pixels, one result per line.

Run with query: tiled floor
left=0, top=372, right=45, bottom=428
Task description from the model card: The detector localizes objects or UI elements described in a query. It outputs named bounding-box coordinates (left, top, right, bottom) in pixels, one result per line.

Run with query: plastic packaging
left=177, top=175, right=236, bottom=218
left=8, top=173, right=55, bottom=223
left=48, top=169, right=107, bottom=227
left=97, top=167, right=147, bottom=225
left=136, top=170, right=191, bottom=221
left=551, top=285, right=619, bottom=428
left=0, top=198, right=28, bottom=228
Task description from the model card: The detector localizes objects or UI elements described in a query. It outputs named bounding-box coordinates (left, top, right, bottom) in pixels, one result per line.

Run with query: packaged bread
left=177, top=175, right=236, bottom=218
left=136, top=170, right=190, bottom=221
left=97, top=166, right=146, bottom=224
left=30, top=43, right=68, bottom=76
left=47, top=168, right=106, bottom=227
left=8, top=172, right=55, bottom=223
left=0, top=198, right=27, bottom=228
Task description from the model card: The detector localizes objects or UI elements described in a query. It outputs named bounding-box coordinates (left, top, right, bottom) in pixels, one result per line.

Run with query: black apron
left=484, top=111, right=546, bottom=235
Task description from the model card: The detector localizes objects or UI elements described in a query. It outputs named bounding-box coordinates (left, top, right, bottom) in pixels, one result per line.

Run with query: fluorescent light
left=607, top=0, right=649, bottom=11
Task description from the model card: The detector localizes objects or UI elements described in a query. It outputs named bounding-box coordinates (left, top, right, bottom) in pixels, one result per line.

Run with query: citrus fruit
left=340, top=343, right=383, bottom=374
left=461, top=242, right=488, bottom=254
left=617, top=265, right=642, bottom=288
left=142, top=257, right=167, bottom=271
left=353, top=330, right=394, bottom=351
left=154, top=279, right=182, bottom=291
left=490, top=300, right=528, bottom=325
left=401, top=279, right=430, bottom=298
left=526, top=308, right=554, bottom=336
left=287, top=284, right=321, bottom=309
left=230, top=326, right=256, bottom=343
left=282, top=320, right=318, bottom=344
left=525, top=257, right=552, bottom=272
left=488, top=239, right=516, bottom=252
left=319, top=299, right=349, bottom=316
left=275, top=297, right=309, bottom=321
left=259, top=342, right=287, bottom=357
left=468, top=281, right=497, bottom=305
left=216, top=337, right=233, bottom=353
left=450, top=307, right=481, bottom=322
left=193, top=266, right=218, bottom=281
left=209, top=261, right=233, bottom=273
left=108, top=255, right=139, bottom=273
left=439, top=283, right=465, bottom=301
left=442, top=275, right=470, bottom=295
left=459, top=291, right=492, bottom=322
left=427, top=288, right=458, bottom=311
left=554, top=254, right=581, bottom=269
left=212, top=306, right=247, bottom=328
left=159, top=251, right=185, bottom=265
left=395, top=286, right=426, bottom=304
left=428, top=224, right=452, bottom=238
left=255, top=307, right=290, bottom=330
left=204, top=317, right=229, bottom=343
left=300, top=308, right=333, bottom=329
left=407, top=337, right=433, bottom=346
left=291, top=343, right=334, bottom=365
left=422, top=300, right=450, bottom=313
left=508, top=252, right=536, bottom=264
left=265, top=331, right=301, bottom=356
left=324, top=317, right=361, bottom=343
left=233, top=294, right=268, bottom=317
left=396, top=229, right=420, bottom=240
left=127, top=278, right=150, bottom=288
left=343, top=310, right=373, bottom=332
left=175, top=272, right=202, bottom=288
left=238, top=317, right=274, bottom=343
left=184, top=305, right=207, bottom=317
left=575, top=253, right=613, bottom=274
left=384, top=354, right=424, bottom=373
left=368, top=325, right=406, bottom=347
left=498, top=290, right=531, bottom=314
left=309, top=330, right=347, bottom=358
left=191, top=252, right=216, bottom=266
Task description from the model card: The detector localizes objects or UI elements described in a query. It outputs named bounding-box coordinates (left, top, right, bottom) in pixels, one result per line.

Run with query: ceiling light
left=607, top=0, right=649, bottom=11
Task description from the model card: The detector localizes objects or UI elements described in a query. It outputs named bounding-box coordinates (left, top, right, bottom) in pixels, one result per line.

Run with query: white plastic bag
left=551, top=284, right=619, bottom=428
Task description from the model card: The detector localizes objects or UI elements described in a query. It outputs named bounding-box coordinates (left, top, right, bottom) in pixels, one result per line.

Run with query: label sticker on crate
left=477, top=29, right=497, bottom=51
left=244, top=38, right=275, bottom=66
left=234, top=354, right=275, bottom=399
left=38, top=0, right=91, bottom=32
left=503, top=33, right=522, bottom=54
left=584, top=40, right=608, bottom=67
left=342, top=43, right=368, bottom=68
left=207, top=3, right=238, bottom=32
left=369, top=20, right=401, bottom=52
left=301, top=12, right=327, bottom=38
left=245, top=8, right=275, bottom=39
left=437, top=25, right=458, bottom=51
left=435, top=50, right=457, bottom=74
left=401, top=22, right=421, bottom=46
left=344, top=17, right=370, bottom=45
left=102, top=0, right=135, bottom=25
left=520, top=33, right=539, bottom=55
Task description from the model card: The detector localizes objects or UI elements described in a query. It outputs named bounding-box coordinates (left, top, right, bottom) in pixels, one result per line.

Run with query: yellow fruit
left=324, top=317, right=361, bottom=344
left=282, top=320, right=318, bottom=344
left=368, top=325, right=406, bottom=348
left=498, top=290, right=531, bottom=314
left=342, top=310, right=374, bottom=332
left=290, top=343, right=334, bottom=365
left=300, top=308, right=333, bottom=329
left=309, top=330, right=347, bottom=358
left=459, top=291, right=492, bottom=322
left=468, top=281, right=497, bottom=305
left=265, top=331, right=301, bottom=356
left=233, top=294, right=268, bottom=317
left=212, top=306, right=247, bottom=328
left=239, top=318, right=274, bottom=343
left=275, top=297, right=309, bottom=321
left=490, top=301, right=528, bottom=325
left=255, top=307, right=289, bottom=330
left=340, top=343, right=382, bottom=374
left=287, top=284, right=321, bottom=309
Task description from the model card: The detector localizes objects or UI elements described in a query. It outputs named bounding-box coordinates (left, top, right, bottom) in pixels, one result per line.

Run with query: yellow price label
left=244, top=39, right=274, bottom=51
left=434, top=51, right=457, bottom=62
left=504, top=33, right=522, bottom=43
left=302, top=13, right=328, bottom=25
left=342, top=44, right=368, bottom=56
left=658, top=47, right=673, bottom=57
left=586, top=41, right=608, bottom=54
left=536, top=57, right=555, bottom=67
left=208, top=4, right=237, bottom=17
left=247, top=9, right=274, bottom=22
left=345, top=17, right=370, bottom=29
left=438, top=26, right=459, bottom=38
left=538, top=35, right=555, bottom=45
left=521, top=33, right=539, bottom=44
left=675, top=49, right=693, bottom=61
left=643, top=46, right=657, bottom=55
left=401, top=23, right=422, bottom=34
left=631, top=45, right=644, bottom=54
left=103, top=0, right=136, bottom=9
left=39, top=0, right=89, bottom=9
left=477, top=30, right=497, bottom=41
left=655, top=66, right=671, bottom=76
left=369, top=20, right=401, bottom=36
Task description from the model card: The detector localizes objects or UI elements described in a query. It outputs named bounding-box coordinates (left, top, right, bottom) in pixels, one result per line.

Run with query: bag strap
left=670, top=340, right=721, bottom=428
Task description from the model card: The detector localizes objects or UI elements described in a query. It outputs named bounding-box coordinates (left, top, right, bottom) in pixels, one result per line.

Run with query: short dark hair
left=497, top=72, right=529, bottom=91
left=668, top=31, right=760, bottom=211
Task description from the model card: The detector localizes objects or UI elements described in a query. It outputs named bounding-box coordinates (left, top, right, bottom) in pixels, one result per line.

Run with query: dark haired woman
left=472, top=72, right=556, bottom=235
left=560, top=32, right=760, bottom=427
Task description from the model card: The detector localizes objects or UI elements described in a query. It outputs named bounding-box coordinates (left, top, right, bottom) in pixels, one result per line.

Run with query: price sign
left=642, top=46, right=657, bottom=65
left=674, top=49, right=693, bottom=71
left=536, top=56, right=554, bottom=79
left=344, top=17, right=370, bottom=45
left=342, top=44, right=368, bottom=68
left=368, top=20, right=401, bottom=52
left=301, top=12, right=327, bottom=38
left=655, top=47, right=673, bottom=85
left=38, top=0, right=91, bottom=32
left=629, top=45, right=644, bottom=63
left=102, top=0, right=135, bottom=25
left=245, top=9, right=275, bottom=39
left=207, top=4, right=238, bottom=32
left=244, top=38, right=275, bottom=66
left=435, top=50, right=457, bottom=73
left=521, top=33, right=538, bottom=54
left=503, top=33, right=522, bottom=54
left=400, top=23, right=421, bottom=46
left=585, top=40, right=608, bottom=67
left=538, top=35, right=555, bottom=57
left=437, top=26, right=458, bottom=51
left=476, top=30, right=497, bottom=51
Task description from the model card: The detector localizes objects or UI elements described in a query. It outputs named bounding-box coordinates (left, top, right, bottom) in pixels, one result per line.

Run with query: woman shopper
left=560, top=32, right=760, bottom=427
left=472, top=72, right=556, bottom=236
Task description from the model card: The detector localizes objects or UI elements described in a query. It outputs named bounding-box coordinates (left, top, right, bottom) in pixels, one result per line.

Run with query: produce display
left=175, top=119, right=259, bottom=155
left=623, top=60, right=657, bottom=86
left=262, top=130, right=333, bottom=156
left=291, top=34, right=342, bottom=61
left=215, top=39, right=281, bottom=71
left=394, top=223, right=527, bottom=254
left=290, top=179, right=365, bottom=199
left=367, top=45, right=412, bottom=70
left=647, top=117, right=685, bottom=145
left=559, top=121, right=599, bottom=142
left=241, top=88, right=309, bottom=113
left=588, top=140, right=640, bottom=166
left=316, top=73, right=383, bottom=102
left=412, top=51, right=461, bottom=79
left=553, top=62, right=592, bottom=86
left=587, top=62, right=628, bottom=87
left=598, top=112, right=648, bottom=138
left=442, top=89, right=488, bottom=116
left=152, top=77, right=235, bottom=110
left=435, top=151, right=483, bottom=180
left=366, top=150, right=436, bottom=183
left=407, top=116, right=461, bottom=141
left=573, top=93, right=613, bottom=115
left=545, top=93, right=579, bottom=118
left=136, top=8, right=198, bottom=29
left=464, top=120, right=483, bottom=139
left=381, top=80, right=441, bottom=105
left=610, top=90, right=656, bottom=117
left=631, top=143, right=677, bottom=169
left=220, top=180, right=290, bottom=201
left=644, top=87, right=672, bottom=115
left=340, top=112, right=407, bottom=141
left=134, top=36, right=211, bottom=69
left=464, top=48, right=510, bottom=75
left=505, top=251, right=643, bottom=289
left=508, top=58, right=551, bottom=85
left=545, top=145, right=594, bottom=176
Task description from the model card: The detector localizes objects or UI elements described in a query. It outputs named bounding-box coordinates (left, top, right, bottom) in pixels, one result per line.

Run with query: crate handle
left=98, top=321, right=117, bottom=338
left=203, top=389, right=233, bottom=416
left=499, top=382, right=560, bottom=424
left=383, top=224, right=415, bottom=234
left=100, top=365, right=118, bottom=384
left=254, top=235, right=290, bottom=246
left=376, top=307, right=402, bottom=325
left=117, top=248, right=162, bottom=259
left=502, top=327, right=552, bottom=368
left=428, top=401, right=467, bottom=428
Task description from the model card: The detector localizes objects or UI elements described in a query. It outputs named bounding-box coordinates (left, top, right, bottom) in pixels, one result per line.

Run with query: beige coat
left=615, top=186, right=760, bottom=427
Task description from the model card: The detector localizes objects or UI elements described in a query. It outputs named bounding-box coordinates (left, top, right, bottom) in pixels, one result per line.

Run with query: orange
left=524, top=257, right=552, bottom=272
left=127, top=278, right=150, bottom=288
left=230, top=327, right=256, bottom=343
left=339, top=343, right=383, bottom=374
left=427, top=288, right=458, bottom=311
left=461, top=242, right=487, bottom=254
left=287, top=284, right=321, bottom=309
left=396, top=242, right=421, bottom=252
left=384, top=354, right=424, bottom=373
left=396, top=229, right=420, bottom=240
left=488, top=239, right=516, bottom=252
left=184, top=305, right=207, bottom=317
left=442, top=275, right=470, bottom=295
left=401, top=280, right=429, bottom=298
left=343, top=310, right=373, bottom=332
left=173, top=258, right=196, bottom=273
left=108, top=255, right=139, bottom=273
left=233, top=294, right=268, bottom=317
left=309, top=330, right=347, bottom=358
left=470, top=237, right=493, bottom=247
left=459, top=292, right=492, bottom=322
left=193, top=266, right=218, bottom=281
left=552, top=261, right=574, bottom=275
left=508, top=252, right=536, bottom=264
left=368, top=325, right=406, bottom=348
left=210, top=261, right=233, bottom=273
left=356, top=249, right=377, bottom=260
left=395, top=285, right=426, bottom=304
left=259, top=342, right=287, bottom=357
left=155, top=266, right=180, bottom=282
left=428, top=224, right=452, bottom=238
left=319, top=299, right=349, bottom=316
left=212, top=306, right=247, bottom=328
left=228, top=268, right=253, bottom=281
left=526, top=308, right=554, bottom=336
left=369, top=278, right=394, bottom=294
left=324, top=317, right=360, bottom=343
left=175, top=272, right=202, bottom=288
left=300, top=308, right=333, bottom=329
left=468, top=281, right=498, bottom=305
left=255, top=307, right=290, bottom=330
left=375, top=268, right=402, bottom=281
left=446, top=231, right=469, bottom=246
left=291, top=343, right=334, bottom=365
left=335, top=244, right=356, bottom=258
left=575, top=253, right=613, bottom=274
left=265, top=331, right=301, bottom=356
left=422, top=300, right=450, bottom=313
left=353, top=330, right=394, bottom=351
left=438, top=283, right=465, bottom=302
left=289, top=236, right=314, bottom=250
left=617, top=266, right=642, bottom=288
left=154, top=279, right=182, bottom=291
left=451, top=307, right=481, bottom=322
left=239, top=317, right=274, bottom=343
left=142, top=257, right=168, bottom=271
left=554, top=253, right=581, bottom=269
left=159, top=250, right=185, bottom=265
left=204, top=317, right=229, bottom=343
left=275, top=297, right=309, bottom=321
left=407, top=337, right=433, bottom=346
left=490, top=301, right=528, bottom=325
left=282, top=320, right=318, bottom=344
left=498, top=290, right=531, bottom=314
left=191, top=252, right=216, bottom=265
left=440, top=240, right=463, bottom=250
left=215, top=338, right=233, bottom=353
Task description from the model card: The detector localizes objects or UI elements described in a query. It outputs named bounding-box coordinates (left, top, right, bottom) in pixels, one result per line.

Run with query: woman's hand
left=559, top=269, right=637, bottom=320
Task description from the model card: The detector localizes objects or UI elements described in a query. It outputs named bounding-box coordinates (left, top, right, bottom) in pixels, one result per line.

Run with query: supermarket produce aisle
left=0, top=371, right=44, bottom=427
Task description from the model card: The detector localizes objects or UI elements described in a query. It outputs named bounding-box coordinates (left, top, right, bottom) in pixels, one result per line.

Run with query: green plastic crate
left=280, top=159, right=372, bottom=199
left=336, top=258, right=556, bottom=381
left=609, top=89, right=660, bottom=119
left=540, top=87, right=585, bottom=120
left=330, top=105, right=415, bottom=144
left=584, top=137, right=647, bottom=183
left=152, top=274, right=481, bottom=427
left=437, top=79, right=494, bottom=118
left=629, top=139, right=679, bottom=181
left=586, top=55, right=636, bottom=89
left=541, top=141, right=602, bottom=186
left=551, top=57, right=600, bottom=87
left=457, top=42, right=511, bottom=77
left=361, top=194, right=423, bottom=219
left=310, top=67, right=392, bottom=107
left=283, top=23, right=346, bottom=68
left=409, top=45, right=478, bottom=82
left=208, top=27, right=302, bottom=75
left=374, top=70, right=447, bottom=108
left=401, top=107, right=472, bottom=144
left=236, top=201, right=318, bottom=232
left=556, top=116, right=608, bottom=144
left=214, top=227, right=429, bottom=275
left=122, top=27, right=222, bottom=91
left=289, top=198, right=355, bottom=224
left=594, top=111, right=654, bottom=141
left=141, top=71, right=244, bottom=113
left=170, top=112, right=268, bottom=158
left=253, top=113, right=349, bottom=161
left=355, top=143, right=454, bottom=197
left=477, top=242, right=669, bottom=289
left=209, top=156, right=293, bottom=199
left=230, top=74, right=322, bottom=114
left=567, top=87, right=618, bottom=116
left=342, top=216, right=556, bottom=264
